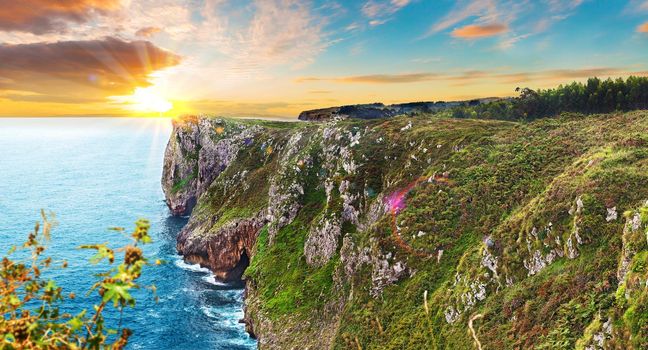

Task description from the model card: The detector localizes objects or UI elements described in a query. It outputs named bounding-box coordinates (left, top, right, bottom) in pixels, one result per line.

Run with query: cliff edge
left=297, top=99, right=500, bottom=121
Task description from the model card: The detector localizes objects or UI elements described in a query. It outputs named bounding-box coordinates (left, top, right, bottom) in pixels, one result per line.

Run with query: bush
left=0, top=211, right=156, bottom=349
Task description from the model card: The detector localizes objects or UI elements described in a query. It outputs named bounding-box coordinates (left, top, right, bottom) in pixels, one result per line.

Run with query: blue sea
left=0, top=118, right=256, bottom=349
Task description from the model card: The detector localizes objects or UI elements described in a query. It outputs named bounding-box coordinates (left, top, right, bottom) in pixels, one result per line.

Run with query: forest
left=450, top=76, right=648, bottom=120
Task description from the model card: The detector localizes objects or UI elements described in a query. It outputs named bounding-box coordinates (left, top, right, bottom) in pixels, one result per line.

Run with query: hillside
left=297, top=99, right=499, bottom=121
left=162, top=111, right=648, bottom=349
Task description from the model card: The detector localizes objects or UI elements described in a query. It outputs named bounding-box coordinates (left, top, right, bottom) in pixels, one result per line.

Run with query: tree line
left=449, top=76, right=648, bottom=121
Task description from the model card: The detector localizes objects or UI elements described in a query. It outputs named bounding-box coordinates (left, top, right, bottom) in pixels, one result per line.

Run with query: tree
left=449, top=76, right=648, bottom=121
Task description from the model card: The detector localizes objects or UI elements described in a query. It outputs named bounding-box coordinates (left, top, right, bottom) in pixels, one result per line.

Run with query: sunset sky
left=1, top=0, right=647, bottom=118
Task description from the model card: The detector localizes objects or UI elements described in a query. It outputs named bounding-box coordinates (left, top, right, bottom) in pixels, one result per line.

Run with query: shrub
left=0, top=211, right=156, bottom=349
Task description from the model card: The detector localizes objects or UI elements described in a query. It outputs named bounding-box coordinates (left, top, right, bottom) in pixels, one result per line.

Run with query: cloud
left=195, top=0, right=330, bottom=71
left=135, top=26, right=162, bottom=38
left=339, top=73, right=441, bottom=83
left=447, top=70, right=490, bottom=82
left=0, top=91, right=105, bottom=104
left=625, top=0, right=648, bottom=13
left=547, top=0, right=585, bottom=12
left=361, top=0, right=411, bottom=26
left=0, top=0, right=333, bottom=101
left=297, top=73, right=442, bottom=84
left=490, top=68, right=632, bottom=83
left=638, top=22, right=648, bottom=33
left=425, top=0, right=585, bottom=48
left=0, top=0, right=121, bottom=34
left=296, top=67, right=646, bottom=85
left=0, top=37, right=181, bottom=102
left=497, top=33, right=531, bottom=49
left=345, top=22, right=361, bottom=31
left=452, top=23, right=508, bottom=38
left=427, top=0, right=498, bottom=35
left=0, top=0, right=199, bottom=45
left=530, top=0, right=585, bottom=35
left=411, top=57, right=442, bottom=64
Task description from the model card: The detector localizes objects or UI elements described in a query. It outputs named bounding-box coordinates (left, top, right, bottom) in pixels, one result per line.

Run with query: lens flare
left=385, top=174, right=454, bottom=258
left=111, top=87, right=173, bottom=114
left=130, top=88, right=173, bottom=113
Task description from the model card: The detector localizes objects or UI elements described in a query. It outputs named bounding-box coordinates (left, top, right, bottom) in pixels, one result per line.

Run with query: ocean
left=0, top=118, right=256, bottom=349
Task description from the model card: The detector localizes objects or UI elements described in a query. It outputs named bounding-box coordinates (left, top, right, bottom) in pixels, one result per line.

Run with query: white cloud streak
left=361, top=0, right=411, bottom=26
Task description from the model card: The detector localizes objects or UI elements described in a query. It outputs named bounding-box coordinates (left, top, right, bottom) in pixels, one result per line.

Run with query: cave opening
left=228, top=249, right=250, bottom=282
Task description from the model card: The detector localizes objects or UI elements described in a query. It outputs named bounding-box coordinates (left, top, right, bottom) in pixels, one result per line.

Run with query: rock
left=161, top=118, right=201, bottom=215
left=445, top=306, right=460, bottom=324
left=370, top=254, right=409, bottom=297
left=606, top=207, right=617, bottom=222
left=162, top=116, right=261, bottom=216
left=176, top=213, right=265, bottom=281
left=617, top=205, right=647, bottom=283
left=304, top=216, right=342, bottom=267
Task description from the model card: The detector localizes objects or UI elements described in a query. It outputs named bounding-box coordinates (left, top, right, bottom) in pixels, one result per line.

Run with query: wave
left=200, top=305, right=244, bottom=325
left=173, top=257, right=211, bottom=274
left=202, top=274, right=229, bottom=286
left=173, top=256, right=234, bottom=288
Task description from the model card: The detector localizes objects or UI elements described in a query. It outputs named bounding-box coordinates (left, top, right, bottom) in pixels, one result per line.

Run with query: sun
left=127, top=87, right=173, bottom=114
left=110, top=87, right=173, bottom=115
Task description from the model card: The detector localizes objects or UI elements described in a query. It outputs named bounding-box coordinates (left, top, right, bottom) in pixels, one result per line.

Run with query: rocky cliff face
left=162, top=116, right=261, bottom=216
left=163, top=112, right=648, bottom=349
left=162, top=116, right=267, bottom=280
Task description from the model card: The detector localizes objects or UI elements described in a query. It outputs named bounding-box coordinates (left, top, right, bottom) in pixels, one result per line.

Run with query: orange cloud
left=451, top=23, right=508, bottom=39
left=135, top=26, right=162, bottom=38
left=0, top=37, right=181, bottom=102
left=297, top=67, right=647, bottom=86
left=0, top=0, right=120, bottom=34
left=297, top=73, right=442, bottom=84
left=638, top=22, right=648, bottom=33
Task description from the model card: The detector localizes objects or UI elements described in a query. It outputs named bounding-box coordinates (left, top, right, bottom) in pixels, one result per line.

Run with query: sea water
left=0, top=118, right=256, bottom=350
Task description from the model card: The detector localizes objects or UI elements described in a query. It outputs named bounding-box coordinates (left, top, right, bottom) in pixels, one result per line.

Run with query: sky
left=0, top=0, right=647, bottom=118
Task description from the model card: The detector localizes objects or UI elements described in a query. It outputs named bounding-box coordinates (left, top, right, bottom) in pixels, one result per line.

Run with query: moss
left=170, top=171, right=196, bottom=194
left=575, top=314, right=602, bottom=350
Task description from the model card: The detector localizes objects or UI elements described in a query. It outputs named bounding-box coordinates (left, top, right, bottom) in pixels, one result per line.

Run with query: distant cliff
left=163, top=111, right=648, bottom=349
left=297, top=99, right=500, bottom=121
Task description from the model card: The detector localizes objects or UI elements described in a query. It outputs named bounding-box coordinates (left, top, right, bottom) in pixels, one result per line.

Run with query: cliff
left=163, top=111, right=648, bottom=349
left=297, top=99, right=501, bottom=121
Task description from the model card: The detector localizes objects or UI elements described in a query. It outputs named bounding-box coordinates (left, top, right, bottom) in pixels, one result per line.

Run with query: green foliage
left=0, top=212, right=156, bottom=349
left=450, top=76, right=648, bottom=121
left=246, top=211, right=338, bottom=319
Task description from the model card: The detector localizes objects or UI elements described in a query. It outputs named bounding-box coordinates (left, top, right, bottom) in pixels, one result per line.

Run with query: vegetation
left=449, top=76, right=648, bottom=121
left=0, top=212, right=155, bottom=349
left=176, top=108, right=648, bottom=349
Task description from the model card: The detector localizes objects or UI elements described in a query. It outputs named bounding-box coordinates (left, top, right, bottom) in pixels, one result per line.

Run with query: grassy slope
left=194, top=112, right=648, bottom=349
